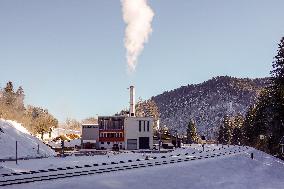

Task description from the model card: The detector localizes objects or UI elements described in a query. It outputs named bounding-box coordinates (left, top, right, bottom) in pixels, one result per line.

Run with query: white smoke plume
left=121, top=0, right=154, bottom=72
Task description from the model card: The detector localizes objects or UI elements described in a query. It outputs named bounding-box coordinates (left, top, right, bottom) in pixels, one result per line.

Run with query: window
left=107, top=142, right=110, bottom=145
left=101, top=142, right=104, bottom=144
left=139, top=121, right=141, bottom=132
left=143, top=121, right=146, bottom=131
left=147, top=121, right=150, bottom=132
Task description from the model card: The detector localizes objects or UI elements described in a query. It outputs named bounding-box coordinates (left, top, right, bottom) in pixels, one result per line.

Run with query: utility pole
left=175, top=130, right=178, bottom=148
left=158, top=128, right=161, bottom=153
left=61, top=140, right=65, bottom=157
left=15, top=141, right=18, bottom=165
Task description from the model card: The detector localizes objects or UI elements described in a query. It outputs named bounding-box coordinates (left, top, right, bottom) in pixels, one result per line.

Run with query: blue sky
left=0, top=0, right=284, bottom=122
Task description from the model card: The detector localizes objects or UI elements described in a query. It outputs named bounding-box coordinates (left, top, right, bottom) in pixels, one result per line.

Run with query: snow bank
left=0, top=119, right=56, bottom=159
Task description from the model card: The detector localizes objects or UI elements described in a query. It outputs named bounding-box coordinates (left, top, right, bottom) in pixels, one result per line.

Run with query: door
left=127, top=139, right=137, bottom=150
left=139, top=137, right=150, bottom=149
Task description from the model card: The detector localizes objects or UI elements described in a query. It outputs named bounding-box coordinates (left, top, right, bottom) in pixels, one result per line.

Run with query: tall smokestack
left=129, top=86, right=135, bottom=117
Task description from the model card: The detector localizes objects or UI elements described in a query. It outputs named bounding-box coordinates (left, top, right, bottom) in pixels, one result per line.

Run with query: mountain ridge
left=150, top=76, right=270, bottom=137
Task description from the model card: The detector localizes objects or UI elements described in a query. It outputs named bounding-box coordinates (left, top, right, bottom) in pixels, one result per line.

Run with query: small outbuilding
left=81, top=124, right=99, bottom=149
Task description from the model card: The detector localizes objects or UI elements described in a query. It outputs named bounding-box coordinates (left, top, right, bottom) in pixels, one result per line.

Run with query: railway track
left=0, top=146, right=249, bottom=187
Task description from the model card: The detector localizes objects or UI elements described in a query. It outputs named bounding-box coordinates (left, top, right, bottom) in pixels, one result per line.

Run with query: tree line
left=0, top=82, right=58, bottom=135
left=217, top=37, right=284, bottom=158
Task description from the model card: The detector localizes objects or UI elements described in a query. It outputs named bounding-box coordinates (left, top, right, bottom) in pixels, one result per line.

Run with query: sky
left=0, top=0, right=284, bottom=122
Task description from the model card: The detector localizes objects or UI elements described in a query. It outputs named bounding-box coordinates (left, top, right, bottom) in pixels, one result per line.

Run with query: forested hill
left=151, top=76, right=270, bottom=137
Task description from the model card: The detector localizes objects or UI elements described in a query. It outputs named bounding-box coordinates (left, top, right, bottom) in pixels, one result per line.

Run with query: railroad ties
left=0, top=147, right=247, bottom=187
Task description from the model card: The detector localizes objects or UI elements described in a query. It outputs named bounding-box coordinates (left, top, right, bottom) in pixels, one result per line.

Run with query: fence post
left=16, top=141, right=18, bottom=165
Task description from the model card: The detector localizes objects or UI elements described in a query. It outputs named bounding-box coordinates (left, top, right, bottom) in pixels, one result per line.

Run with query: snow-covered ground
left=1, top=144, right=284, bottom=189
left=0, top=119, right=56, bottom=160
left=0, top=144, right=223, bottom=173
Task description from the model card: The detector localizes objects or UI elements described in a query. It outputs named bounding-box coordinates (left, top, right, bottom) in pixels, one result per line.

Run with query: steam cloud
left=121, top=0, right=154, bottom=72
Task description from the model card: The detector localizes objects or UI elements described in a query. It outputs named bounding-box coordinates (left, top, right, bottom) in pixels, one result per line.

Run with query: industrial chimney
left=129, top=86, right=135, bottom=117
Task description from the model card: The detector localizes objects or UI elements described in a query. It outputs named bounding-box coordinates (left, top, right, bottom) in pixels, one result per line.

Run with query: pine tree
left=231, top=114, right=244, bottom=145
left=242, top=37, right=284, bottom=155
left=223, top=115, right=232, bottom=144
left=217, top=124, right=225, bottom=144
left=15, top=86, right=25, bottom=111
left=268, top=37, right=284, bottom=154
left=243, top=105, right=257, bottom=145
left=187, top=119, right=198, bottom=144
left=218, top=115, right=232, bottom=144
left=3, top=81, right=15, bottom=105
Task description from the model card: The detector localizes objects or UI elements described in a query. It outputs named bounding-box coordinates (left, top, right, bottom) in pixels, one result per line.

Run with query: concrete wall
left=124, top=117, right=154, bottom=150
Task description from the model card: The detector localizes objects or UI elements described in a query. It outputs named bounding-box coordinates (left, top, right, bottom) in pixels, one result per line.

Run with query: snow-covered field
left=1, top=144, right=284, bottom=189
left=0, top=119, right=56, bottom=160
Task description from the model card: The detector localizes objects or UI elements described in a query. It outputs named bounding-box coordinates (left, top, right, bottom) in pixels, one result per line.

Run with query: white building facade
left=124, top=117, right=154, bottom=150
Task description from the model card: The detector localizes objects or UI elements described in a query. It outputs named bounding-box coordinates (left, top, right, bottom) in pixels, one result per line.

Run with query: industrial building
left=81, top=86, right=155, bottom=150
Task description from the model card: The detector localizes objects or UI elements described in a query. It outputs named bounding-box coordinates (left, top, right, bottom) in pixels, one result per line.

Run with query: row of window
left=100, top=132, right=124, bottom=138
left=139, top=120, right=150, bottom=132
left=99, top=119, right=124, bottom=130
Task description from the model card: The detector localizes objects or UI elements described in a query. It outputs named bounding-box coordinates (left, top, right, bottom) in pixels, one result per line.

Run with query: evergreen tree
left=268, top=37, right=284, bottom=154
left=223, top=115, right=232, bottom=144
left=3, top=81, right=15, bottom=105
left=218, top=115, right=232, bottom=144
left=231, top=114, right=244, bottom=145
left=243, top=37, right=284, bottom=155
left=15, top=86, right=25, bottom=111
left=187, top=119, right=198, bottom=143
left=217, top=124, right=225, bottom=144
left=242, top=105, right=257, bottom=145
